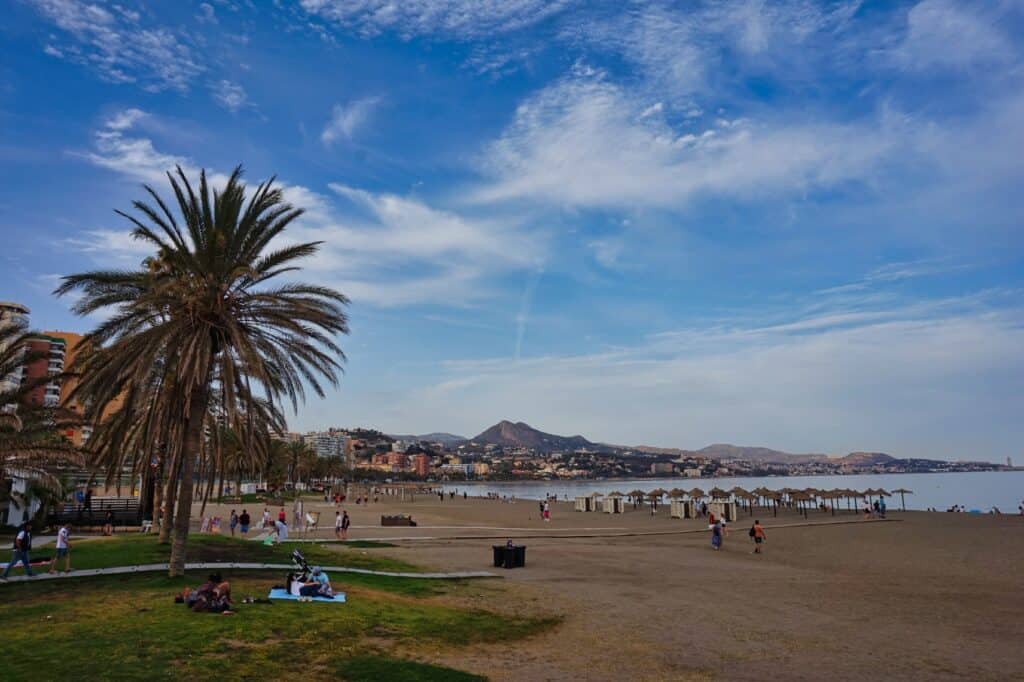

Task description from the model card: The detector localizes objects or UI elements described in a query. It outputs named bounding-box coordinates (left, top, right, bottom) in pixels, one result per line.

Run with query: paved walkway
left=0, top=562, right=497, bottom=584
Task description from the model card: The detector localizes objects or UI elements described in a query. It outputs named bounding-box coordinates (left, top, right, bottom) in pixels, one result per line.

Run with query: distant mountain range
left=472, top=420, right=602, bottom=452
left=467, top=421, right=895, bottom=462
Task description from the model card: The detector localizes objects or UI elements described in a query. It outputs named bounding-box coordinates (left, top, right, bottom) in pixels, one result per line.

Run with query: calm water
left=442, top=470, right=1024, bottom=512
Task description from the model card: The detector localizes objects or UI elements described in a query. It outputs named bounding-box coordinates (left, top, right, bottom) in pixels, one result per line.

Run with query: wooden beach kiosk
left=574, top=495, right=593, bottom=512
left=603, top=491, right=625, bottom=514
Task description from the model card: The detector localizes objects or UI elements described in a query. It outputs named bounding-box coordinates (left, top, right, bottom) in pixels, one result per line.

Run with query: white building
left=0, top=302, right=29, bottom=399
left=303, top=430, right=350, bottom=459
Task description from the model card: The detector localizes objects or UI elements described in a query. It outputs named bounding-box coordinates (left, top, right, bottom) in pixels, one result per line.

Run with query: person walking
left=103, top=509, right=114, bottom=536
left=2, top=522, right=34, bottom=579
left=229, top=509, right=239, bottom=537
left=710, top=519, right=723, bottom=551
left=334, top=511, right=343, bottom=540
left=879, top=497, right=887, bottom=518
left=50, top=522, right=72, bottom=573
left=749, top=520, right=766, bottom=554
left=543, top=500, right=551, bottom=523
left=239, top=509, right=251, bottom=536
left=261, top=507, right=271, bottom=529
left=341, top=510, right=350, bottom=540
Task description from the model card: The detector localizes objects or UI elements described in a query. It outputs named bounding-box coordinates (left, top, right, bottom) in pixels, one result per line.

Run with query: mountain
left=837, top=451, right=895, bottom=466
left=473, top=420, right=599, bottom=452
left=389, top=432, right=467, bottom=445
left=693, top=444, right=829, bottom=464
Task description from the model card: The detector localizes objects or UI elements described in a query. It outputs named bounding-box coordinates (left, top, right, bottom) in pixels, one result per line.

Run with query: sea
left=442, top=470, right=1024, bottom=512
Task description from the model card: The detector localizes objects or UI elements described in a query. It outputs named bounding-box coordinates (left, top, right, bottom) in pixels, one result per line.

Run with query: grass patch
left=47, top=534, right=418, bottom=575
left=338, top=655, right=485, bottom=681
left=0, top=571, right=553, bottom=680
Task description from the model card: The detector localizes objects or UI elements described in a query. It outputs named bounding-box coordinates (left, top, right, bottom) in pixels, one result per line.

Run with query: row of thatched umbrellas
left=585, top=486, right=914, bottom=514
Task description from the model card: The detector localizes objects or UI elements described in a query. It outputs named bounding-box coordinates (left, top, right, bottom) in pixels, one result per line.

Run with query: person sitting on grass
left=177, top=573, right=233, bottom=614
left=49, top=522, right=72, bottom=573
left=299, top=566, right=333, bottom=599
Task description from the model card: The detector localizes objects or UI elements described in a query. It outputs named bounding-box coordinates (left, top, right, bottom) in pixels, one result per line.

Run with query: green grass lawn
left=42, top=533, right=419, bottom=574
left=0, top=535, right=559, bottom=680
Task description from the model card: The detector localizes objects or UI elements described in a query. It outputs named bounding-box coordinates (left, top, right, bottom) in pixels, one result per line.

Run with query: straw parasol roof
left=628, top=489, right=646, bottom=498
left=648, top=488, right=667, bottom=497
left=668, top=488, right=686, bottom=498
left=891, top=487, right=912, bottom=494
left=687, top=487, right=705, bottom=498
left=709, top=487, right=730, bottom=499
left=590, top=491, right=605, bottom=498
left=606, top=491, right=625, bottom=497
left=729, top=486, right=749, bottom=495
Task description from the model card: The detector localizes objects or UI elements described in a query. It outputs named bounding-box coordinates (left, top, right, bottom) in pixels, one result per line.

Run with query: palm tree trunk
left=168, top=384, right=211, bottom=577
left=159, top=455, right=180, bottom=544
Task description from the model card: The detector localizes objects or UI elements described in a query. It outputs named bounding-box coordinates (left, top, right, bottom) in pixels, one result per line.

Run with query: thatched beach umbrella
left=709, top=487, right=730, bottom=499
left=628, top=489, right=645, bottom=508
left=668, top=488, right=686, bottom=499
left=891, top=488, right=912, bottom=511
left=687, top=487, right=705, bottom=499
left=606, top=491, right=625, bottom=497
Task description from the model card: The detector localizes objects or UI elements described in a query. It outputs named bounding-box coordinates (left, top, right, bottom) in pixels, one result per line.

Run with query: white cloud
left=28, top=0, right=203, bottom=92
left=196, top=3, right=218, bottom=25
left=211, top=80, right=249, bottom=112
left=474, top=69, right=898, bottom=209
left=893, top=0, right=1015, bottom=72
left=299, top=0, right=575, bottom=40
left=410, top=294, right=1024, bottom=459
left=320, top=97, right=380, bottom=145
left=73, top=110, right=544, bottom=307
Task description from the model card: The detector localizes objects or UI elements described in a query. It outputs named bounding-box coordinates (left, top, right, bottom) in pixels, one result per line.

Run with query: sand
left=198, top=492, right=1024, bottom=680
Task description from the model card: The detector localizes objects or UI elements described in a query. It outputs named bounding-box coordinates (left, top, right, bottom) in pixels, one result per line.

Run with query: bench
left=47, top=497, right=143, bottom=529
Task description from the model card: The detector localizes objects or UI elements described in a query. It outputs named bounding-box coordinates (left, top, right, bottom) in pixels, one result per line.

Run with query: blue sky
left=2, top=0, right=1022, bottom=460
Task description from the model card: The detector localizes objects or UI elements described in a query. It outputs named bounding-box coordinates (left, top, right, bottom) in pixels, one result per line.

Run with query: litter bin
left=492, top=545, right=527, bottom=568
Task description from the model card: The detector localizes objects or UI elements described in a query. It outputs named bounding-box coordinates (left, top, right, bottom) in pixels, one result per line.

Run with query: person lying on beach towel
left=174, top=573, right=233, bottom=614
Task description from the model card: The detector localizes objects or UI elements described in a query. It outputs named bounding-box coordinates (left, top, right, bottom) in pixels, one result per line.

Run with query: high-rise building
left=21, top=334, right=67, bottom=408
left=303, top=430, right=350, bottom=460
left=414, top=453, right=431, bottom=478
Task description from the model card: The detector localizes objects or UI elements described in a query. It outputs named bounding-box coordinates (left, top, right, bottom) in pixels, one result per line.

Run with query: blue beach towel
left=268, top=588, right=346, bottom=603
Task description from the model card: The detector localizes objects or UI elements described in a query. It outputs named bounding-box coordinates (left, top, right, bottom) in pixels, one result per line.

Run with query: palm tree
left=58, top=166, right=348, bottom=576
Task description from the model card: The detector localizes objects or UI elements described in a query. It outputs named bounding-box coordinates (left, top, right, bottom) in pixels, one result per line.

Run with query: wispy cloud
left=321, top=97, right=381, bottom=145
left=27, top=0, right=203, bottom=92
left=891, top=0, right=1016, bottom=72
left=414, top=290, right=1024, bottom=459
left=299, top=0, right=575, bottom=40
left=474, top=66, right=899, bottom=209
left=210, top=80, right=249, bottom=112
left=71, top=109, right=545, bottom=307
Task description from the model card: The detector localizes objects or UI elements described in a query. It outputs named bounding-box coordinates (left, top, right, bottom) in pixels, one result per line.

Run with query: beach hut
left=604, top=491, right=625, bottom=514
left=574, top=495, right=592, bottom=512
left=892, top=488, right=913, bottom=512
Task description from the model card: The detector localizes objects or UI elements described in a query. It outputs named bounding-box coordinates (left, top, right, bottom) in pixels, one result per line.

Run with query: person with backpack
left=749, top=520, right=766, bottom=554
left=2, top=521, right=34, bottom=579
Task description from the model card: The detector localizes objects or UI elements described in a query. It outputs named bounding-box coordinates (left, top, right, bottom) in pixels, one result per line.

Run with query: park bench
left=47, top=497, right=143, bottom=530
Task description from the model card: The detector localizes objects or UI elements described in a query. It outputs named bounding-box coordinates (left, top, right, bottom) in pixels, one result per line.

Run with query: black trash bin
left=492, top=545, right=527, bottom=568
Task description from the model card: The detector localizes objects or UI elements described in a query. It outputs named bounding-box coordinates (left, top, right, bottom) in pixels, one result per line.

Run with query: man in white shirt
left=49, top=522, right=72, bottom=574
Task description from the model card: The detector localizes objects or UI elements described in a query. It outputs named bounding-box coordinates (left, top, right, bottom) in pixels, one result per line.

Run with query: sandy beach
left=195, top=492, right=1024, bottom=680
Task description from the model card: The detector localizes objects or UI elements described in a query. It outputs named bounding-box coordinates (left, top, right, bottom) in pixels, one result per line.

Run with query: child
left=49, top=522, right=72, bottom=573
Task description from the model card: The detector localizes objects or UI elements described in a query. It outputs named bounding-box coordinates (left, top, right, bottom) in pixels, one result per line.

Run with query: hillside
left=390, top=432, right=467, bottom=445
left=837, top=451, right=895, bottom=466
left=473, top=420, right=599, bottom=453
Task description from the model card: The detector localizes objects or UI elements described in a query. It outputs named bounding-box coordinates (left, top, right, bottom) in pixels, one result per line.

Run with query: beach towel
left=268, top=588, right=345, bottom=604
